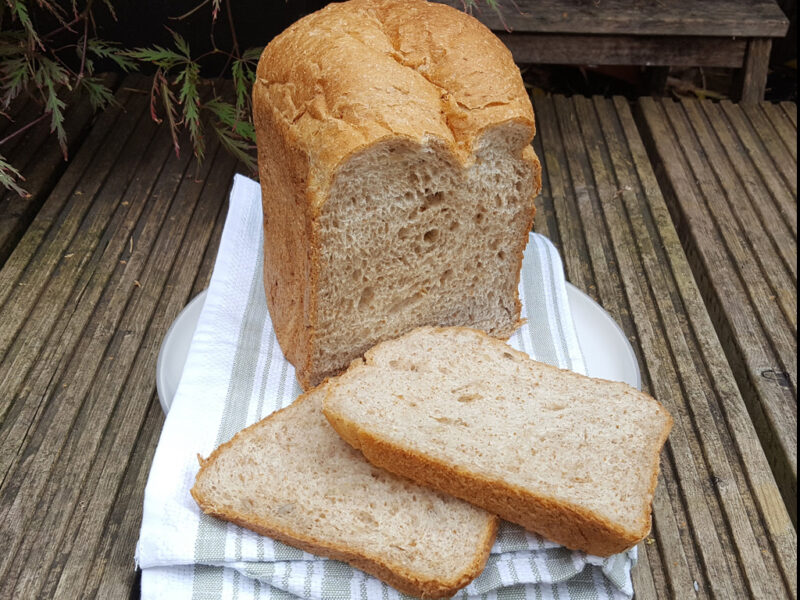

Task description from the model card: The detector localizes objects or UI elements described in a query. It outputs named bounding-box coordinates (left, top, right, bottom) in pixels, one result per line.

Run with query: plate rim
left=565, top=282, right=642, bottom=391
left=157, top=286, right=643, bottom=413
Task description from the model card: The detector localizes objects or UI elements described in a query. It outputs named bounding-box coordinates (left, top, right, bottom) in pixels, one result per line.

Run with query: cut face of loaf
left=254, top=0, right=541, bottom=389
left=323, top=326, right=674, bottom=557
left=314, top=129, right=537, bottom=387
left=191, top=388, right=497, bottom=598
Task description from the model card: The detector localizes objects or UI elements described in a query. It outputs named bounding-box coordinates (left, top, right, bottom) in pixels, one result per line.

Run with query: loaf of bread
left=323, top=327, right=673, bottom=557
left=191, top=387, right=497, bottom=598
left=253, top=0, right=542, bottom=389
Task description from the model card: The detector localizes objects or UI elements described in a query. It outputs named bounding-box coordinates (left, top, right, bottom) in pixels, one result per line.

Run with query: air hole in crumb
left=398, top=226, right=411, bottom=239
left=358, top=286, right=374, bottom=310
left=489, top=239, right=499, bottom=250
left=494, top=195, right=503, bottom=208
left=423, top=228, right=439, bottom=243
left=474, top=211, right=485, bottom=224
left=497, top=250, right=506, bottom=260
left=440, top=269, right=453, bottom=285
left=457, top=393, right=481, bottom=403
left=388, top=291, right=424, bottom=314
left=449, top=221, right=460, bottom=231
left=420, top=191, right=444, bottom=211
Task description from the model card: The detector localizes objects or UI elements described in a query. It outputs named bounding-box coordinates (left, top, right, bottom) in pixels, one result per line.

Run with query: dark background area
left=52, top=0, right=800, bottom=102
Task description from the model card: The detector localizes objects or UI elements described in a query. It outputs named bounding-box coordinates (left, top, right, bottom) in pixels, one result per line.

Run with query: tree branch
left=77, top=16, right=89, bottom=80
left=0, top=112, right=49, bottom=147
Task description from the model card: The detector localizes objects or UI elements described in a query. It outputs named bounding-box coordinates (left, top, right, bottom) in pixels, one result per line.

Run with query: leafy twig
left=0, top=154, right=30, bottom=197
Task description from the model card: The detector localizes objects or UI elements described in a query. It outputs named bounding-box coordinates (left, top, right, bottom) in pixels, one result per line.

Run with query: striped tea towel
left=136, top=174, right=637, bottom=600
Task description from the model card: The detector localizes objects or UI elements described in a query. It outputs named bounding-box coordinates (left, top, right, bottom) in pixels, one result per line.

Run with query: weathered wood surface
left=0, top=74, right=236, bottom=599
left=434, top=0, right=787, bottom=101
left=737, top=39, right=774, bottom=103
left=436, top=0, right=790, bottom=37
left=532, top=95, right=796, bottom=599
left=0, top=74, right=119, bottom=266
left=0, top=80, right=796, bottom=599
left=495, top=34, right=747, bottom=67
left=637, top=97, right=797, bottom=527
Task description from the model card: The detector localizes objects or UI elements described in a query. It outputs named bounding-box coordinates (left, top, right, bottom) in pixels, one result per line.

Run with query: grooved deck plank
left=761, top=102, right=798, bottom=160
left=718, top=101, right=797, bottom=235
left=0, top=75, right=239, bottom=599
left=0, top=74, right=120, bottom=267
left=45, top=152, right=236, bottom=600
left=1, top=85, right=795, bottom=599
left=780, top=102, right=797, bottom=126
left=533, top=95, right=796, bottom=599
left=1, top=132, right=229, bottom=600
left=637, top=97, right=797, bottom=526
left=0, top=87, right=151, bottom=485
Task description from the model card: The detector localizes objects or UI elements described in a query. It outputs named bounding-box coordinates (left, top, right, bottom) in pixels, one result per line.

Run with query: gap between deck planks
left=531, top=94, right=796, bottom=599
left=635, top=97, right=797, bottom=524
left=0, top=74, right=238, bottom=599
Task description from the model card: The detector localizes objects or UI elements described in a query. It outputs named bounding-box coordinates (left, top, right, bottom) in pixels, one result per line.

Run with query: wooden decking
left=636, top=98, right=798, bottom=524
left=0, top=76, right=796, bottom=599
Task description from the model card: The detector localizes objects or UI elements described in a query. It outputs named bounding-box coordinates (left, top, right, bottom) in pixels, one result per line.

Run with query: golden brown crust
left=253, top=0, right=540, bottom=389
left=191, top=392, right=499, bottom=598
left=324, top=326, right=673, bottom=557
left=253, top=81, right=312, bottom=381
left=326, top=419, right=649, bottom=556
left=191, top=500, right=497, bottom=598
left=255, top=0, right=536, bottom=203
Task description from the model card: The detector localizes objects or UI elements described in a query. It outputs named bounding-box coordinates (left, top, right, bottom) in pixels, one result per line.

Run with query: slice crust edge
left=323, top=326, right=674, bottom=557
left=191, top=393, right=499, bottom=599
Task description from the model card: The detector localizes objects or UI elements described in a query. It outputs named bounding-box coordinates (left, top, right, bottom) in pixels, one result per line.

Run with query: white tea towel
left=136, top=174, right=637, bottom=600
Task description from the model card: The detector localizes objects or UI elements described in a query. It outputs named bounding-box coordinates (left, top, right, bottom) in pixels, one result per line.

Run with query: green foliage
left=0, top=0, right=501, bottom=197
left=0, top=155, right=28, bottom=197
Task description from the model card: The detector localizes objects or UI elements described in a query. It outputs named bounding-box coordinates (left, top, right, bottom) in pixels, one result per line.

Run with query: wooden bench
left=636, top=97, right=797, bottom=523
left=0, top=76, right=795, bottom=598
left=530, top=94, right=795, bottom=599
left=439, top=0, right=789, bottom=102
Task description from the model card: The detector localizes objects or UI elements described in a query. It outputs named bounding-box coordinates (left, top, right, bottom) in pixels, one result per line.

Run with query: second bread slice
left=323, top=326, right=673, bottom=557
left=191, top=386, right=497, bottom=598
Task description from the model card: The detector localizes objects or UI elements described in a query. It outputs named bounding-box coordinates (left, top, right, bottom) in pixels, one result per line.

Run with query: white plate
left=156, top=286, right=642, bottom=414
left=566, top=282, right=642, bottom=391
left=156, top=291, right=207, bottom=414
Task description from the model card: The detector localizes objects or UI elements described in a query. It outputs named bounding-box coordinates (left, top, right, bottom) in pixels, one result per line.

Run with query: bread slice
left=323, top=327, right=673, bottom=557
left=190, top=387, right=497, bottom=598
left=254, top=0, right=542, bottom=389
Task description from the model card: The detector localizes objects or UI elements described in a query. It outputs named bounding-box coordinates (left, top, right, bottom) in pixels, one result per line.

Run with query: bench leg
left=736, top=38, right=772, bottom=103
left=646, top=67, right=670, bottom=95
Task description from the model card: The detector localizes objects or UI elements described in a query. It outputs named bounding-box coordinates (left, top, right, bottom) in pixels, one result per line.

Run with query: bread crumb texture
left=254, top=0, right=542, bottom=388
left=324, top=326, right=674, bottom=556
left=191, top=388, right=497, bottom=598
